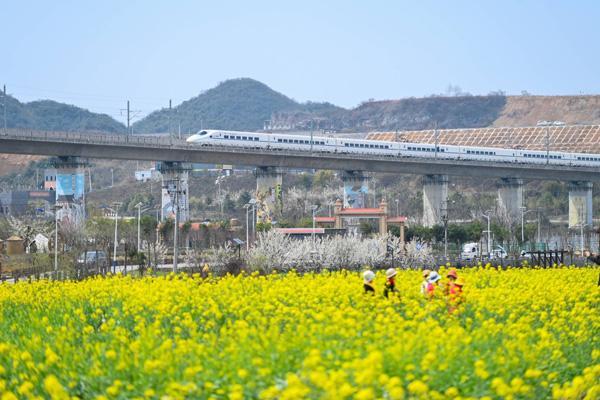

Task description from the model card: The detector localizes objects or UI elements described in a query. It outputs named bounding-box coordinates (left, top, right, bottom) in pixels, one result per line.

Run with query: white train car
left=186, top=129, right=600, bottom=168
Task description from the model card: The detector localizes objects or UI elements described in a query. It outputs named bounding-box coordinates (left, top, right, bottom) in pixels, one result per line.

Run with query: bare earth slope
left=494, top=96, right=600, bottom=127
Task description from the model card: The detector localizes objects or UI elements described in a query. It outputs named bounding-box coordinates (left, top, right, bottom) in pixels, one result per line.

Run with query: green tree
left=237, top=191, right=252, bottom=209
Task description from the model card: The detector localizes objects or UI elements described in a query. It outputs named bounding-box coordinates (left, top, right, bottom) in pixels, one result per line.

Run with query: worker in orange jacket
left=448, top=277, right=465, bottom=313
left=444, top=268, right=458, bottom=295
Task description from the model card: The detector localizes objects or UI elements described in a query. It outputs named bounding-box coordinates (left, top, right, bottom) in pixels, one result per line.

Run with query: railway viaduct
left=1, top=128, right=598, bottom=230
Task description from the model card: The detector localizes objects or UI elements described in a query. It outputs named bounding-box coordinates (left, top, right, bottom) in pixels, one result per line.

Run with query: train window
left=224, top=135, right=229, bottom=139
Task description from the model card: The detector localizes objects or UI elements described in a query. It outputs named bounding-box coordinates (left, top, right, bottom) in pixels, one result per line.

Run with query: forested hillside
left=0, top=95, right=125, bottom=133
left=132, top=78, right=338, bottom=133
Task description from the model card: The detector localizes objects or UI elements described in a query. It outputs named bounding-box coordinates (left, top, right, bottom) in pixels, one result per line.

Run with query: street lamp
left=102, top=202, right=122, bottom=272
left=53, top=204, right=61, bottom=276
left=135, top=202, right=144, bottom=252
left=215, top=175, right=226, bottom=218
left=482, top=210, right=493, bottom=257
left=172, top=178, right=180, bottom=273
left=519, top=206, right=538, bottom=244
left=537, top=120, right=565, bottom=165
left=243, top=203, right=251, bottom=252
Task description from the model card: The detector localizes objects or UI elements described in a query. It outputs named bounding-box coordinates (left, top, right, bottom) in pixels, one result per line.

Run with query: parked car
left=491, top=246, right=508, bottom=259
left=461, top=242, right=480, bottom=261
left=77, top=251, right=108, bottom=265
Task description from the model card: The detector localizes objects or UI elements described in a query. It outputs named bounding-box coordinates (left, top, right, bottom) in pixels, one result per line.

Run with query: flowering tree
left=247, top=232, right=394, bottom=273
left=399, top=237, right=434, bottom=269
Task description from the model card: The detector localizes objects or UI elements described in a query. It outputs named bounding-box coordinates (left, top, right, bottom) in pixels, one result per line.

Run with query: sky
left=2, top=0, right=600, bottom=123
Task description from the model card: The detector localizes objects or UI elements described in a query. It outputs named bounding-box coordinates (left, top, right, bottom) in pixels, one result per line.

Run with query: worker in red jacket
left=383, top=268, right=397, bottom=298
left=426, top=271, right=441, bottom=298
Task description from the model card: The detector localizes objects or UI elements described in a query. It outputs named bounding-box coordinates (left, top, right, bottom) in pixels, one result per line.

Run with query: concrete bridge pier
left=342, top=170, right=369, bottom=208
left=422, top=174, right=448, bottom=227
left=255, top=167, right=283, bottom=223
left=157, top=162, right=191, bottom=222
left=497, top=178, right=524, bottom=225
left=51, top=156, right=88, bottom=227
left=568, top=181, right=593, bottom=229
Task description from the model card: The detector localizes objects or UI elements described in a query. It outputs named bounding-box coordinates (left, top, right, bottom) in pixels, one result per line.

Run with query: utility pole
left=441, top=198, right=449, bottom=260
left=545, top=125, right=549, bottom=165
left=310, top=120, right=314, bottom=153
left=54, top=205, right=59, bottom=276
left=434, top=121, right=439, bottom=158
left=168, top=99, right=172, bottom=136
left=2, top=85, right=7, bottom=132
left=579, top=204, right=584, bottom=256
left=112, top=202, right=122, bottom=272
left=121, top=100, right=141, bottom=136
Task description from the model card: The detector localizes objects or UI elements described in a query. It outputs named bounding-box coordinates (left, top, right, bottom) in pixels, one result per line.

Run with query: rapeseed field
left=0, top=266, right=598, bottom=399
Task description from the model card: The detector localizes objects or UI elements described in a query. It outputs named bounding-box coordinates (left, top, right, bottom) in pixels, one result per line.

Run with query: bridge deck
left=1, top=129, right=599, bottom=182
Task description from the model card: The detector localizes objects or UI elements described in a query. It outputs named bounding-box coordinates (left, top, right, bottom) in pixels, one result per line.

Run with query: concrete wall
left=568, top=181, right=593, bottom=228
left=255, top=167, right=283, bottom=223
left=497, top=178, right=524, bottom=225
left=422, top=174, right=448, bottom=227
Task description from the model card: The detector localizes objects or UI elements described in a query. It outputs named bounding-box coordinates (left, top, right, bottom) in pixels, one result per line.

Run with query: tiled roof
left=276, top=228, right=325, bottom=234
left=315, top=217, right=335, bottom=222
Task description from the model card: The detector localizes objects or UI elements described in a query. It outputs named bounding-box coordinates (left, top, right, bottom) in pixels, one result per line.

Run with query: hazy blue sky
left=2, top=1, right=599, bottom=123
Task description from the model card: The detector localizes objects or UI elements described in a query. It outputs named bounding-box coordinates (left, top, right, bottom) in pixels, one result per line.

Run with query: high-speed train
left=186, top=129, right=600, bottom=167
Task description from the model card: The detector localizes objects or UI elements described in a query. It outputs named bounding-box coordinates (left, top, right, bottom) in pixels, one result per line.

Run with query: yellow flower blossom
left=0, top=267, right=594, bottom=398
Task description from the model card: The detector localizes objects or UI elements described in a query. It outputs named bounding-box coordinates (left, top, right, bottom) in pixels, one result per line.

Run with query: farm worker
left=363, top=270, right=376, bottom=294
left=444, top=268, right=458, bottom=295
left=426, top=271, right=442, bottom=298
left=420, top=269, right=431, bottom=295
left=448, top=277, right=465, bottom=313
left=383, top=268, right=397, bottom=298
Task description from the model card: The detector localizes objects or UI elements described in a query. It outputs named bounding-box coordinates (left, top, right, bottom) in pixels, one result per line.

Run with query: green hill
left=132, top=78, right=342, bottom=133
left=1, top=95, right=126, bottom=133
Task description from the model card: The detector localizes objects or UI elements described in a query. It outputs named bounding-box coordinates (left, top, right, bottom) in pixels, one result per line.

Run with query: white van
left=461, top=242, right=480, bottom=261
